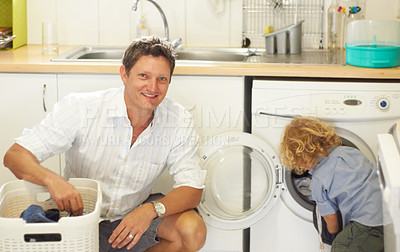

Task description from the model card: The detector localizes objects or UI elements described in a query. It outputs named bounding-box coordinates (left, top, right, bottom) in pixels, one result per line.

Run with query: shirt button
left=124, top=158, right=128, bottom=162
left=117, top=181, right=121, bottom=185
left=112, top=203, right=116, bottom=207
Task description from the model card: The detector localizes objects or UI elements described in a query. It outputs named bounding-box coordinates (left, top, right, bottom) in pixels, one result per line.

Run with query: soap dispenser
left=137, top=15, right=150, bottom=38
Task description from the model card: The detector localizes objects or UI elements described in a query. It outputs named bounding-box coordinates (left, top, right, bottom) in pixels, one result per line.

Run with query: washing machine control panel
left=312, top=92, right=400, bottom=120
left=252, top=80, right=400, bottom=123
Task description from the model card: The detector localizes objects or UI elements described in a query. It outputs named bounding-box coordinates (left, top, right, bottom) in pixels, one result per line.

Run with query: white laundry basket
left=0, top=178, right=102, bottom=252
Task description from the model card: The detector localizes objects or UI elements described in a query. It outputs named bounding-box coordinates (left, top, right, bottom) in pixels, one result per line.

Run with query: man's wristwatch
left=150, top=201, right=166, bottom=218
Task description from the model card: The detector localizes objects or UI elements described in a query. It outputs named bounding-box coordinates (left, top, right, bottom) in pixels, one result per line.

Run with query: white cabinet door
left=168, top=75, right=245, bottom=140
left=0, top=73, right=59, bottom=187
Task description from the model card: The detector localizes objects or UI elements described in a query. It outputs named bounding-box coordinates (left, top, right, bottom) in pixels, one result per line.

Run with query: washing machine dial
left=376, top=97, right=390, bottom=111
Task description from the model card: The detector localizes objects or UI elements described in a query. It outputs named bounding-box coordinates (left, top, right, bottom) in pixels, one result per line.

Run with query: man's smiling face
left=120, top=55, right=171, bottom=113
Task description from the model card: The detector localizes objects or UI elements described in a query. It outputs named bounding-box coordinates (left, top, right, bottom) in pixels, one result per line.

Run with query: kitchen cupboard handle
left=43, top=84, right=47, bottom=112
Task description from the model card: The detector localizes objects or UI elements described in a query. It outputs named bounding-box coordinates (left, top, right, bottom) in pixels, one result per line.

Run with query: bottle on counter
left=137, top=15, right=150, bottom=38
left=327, top=0, right=340, bottom=49
left=337, top=4, right=347, bottom=49
left=344, top=4, right=365, bottom=40
left=337, top=0, right=365, bottom=49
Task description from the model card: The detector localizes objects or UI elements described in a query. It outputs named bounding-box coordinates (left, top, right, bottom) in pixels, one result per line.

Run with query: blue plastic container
left=345, top=43, right=400, bottom=68
left=345, top=20, right=400, bottom=68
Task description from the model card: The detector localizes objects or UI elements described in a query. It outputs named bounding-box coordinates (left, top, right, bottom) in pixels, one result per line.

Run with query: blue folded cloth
left=20, top=205, right=60, bottom=223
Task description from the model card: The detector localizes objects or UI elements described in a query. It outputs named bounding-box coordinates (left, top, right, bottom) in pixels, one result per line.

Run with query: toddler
left=279, top=117, right=384, bottom=252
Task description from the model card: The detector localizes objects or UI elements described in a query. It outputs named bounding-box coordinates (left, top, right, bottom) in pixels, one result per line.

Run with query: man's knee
left=178, top=211, right=207, bottom=251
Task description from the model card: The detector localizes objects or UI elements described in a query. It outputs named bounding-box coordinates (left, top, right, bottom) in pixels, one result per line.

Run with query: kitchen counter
left=1, top=45, right=399, bottom=79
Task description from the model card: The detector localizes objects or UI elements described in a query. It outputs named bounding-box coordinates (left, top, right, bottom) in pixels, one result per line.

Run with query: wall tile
left=365, top=0, right=399, bottom=21
left=186, top=0, right=231, bottom=47
left=57, top=0, right=99, bottom=45
left=230, top=0, right=243, bottom=47
left=27, top=0, right=57, bottom=44
left=26, top=0, right=400, bottom=47
left=98, top=0, right=131, bottom=46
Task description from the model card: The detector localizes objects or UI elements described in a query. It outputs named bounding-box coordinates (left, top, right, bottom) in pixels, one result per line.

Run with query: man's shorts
left=331, top=221, right=384, bottom=252
left=99, top=194, right=164, bottom=252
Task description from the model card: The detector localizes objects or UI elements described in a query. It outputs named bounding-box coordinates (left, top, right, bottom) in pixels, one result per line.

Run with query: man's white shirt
left=16, top=87, right=206, bottom=221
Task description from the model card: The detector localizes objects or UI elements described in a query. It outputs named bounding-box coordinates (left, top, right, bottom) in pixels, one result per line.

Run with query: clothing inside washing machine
left=286, top=170, right=315, bottom=211
left=292, top=171, right=313, bottom=201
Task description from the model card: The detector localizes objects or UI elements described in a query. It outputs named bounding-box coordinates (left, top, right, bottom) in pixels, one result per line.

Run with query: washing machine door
left=198, top=132, right=282, bottom=230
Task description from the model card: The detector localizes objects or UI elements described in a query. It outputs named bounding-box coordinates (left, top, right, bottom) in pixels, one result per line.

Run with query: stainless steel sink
left=51, top=46, right=253, bottom=62
left=175, top=47, right=249, bottom=62
left=77, top=51, right=124, bottom=60
left=51, top=46, right=125, bottom=62
left=51, top=46, right=344, bottom=65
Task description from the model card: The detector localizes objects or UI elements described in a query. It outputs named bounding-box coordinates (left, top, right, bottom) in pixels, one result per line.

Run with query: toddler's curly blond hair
left=279, top=117, right=341, bottom=174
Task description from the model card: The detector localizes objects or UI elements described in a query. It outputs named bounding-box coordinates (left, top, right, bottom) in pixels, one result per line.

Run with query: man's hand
left=4, top=144, right=84, bottom=216
left=108, top=203, right=156, bottom=250
left=46, top=176, right=84, bottom=216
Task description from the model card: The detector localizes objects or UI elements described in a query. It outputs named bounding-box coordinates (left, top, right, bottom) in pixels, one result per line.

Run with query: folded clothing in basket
left=20, top=205, right=60, bottom=223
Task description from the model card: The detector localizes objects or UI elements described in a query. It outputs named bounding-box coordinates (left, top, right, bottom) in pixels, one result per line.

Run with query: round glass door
left=198, top=133, right=281, bottom=230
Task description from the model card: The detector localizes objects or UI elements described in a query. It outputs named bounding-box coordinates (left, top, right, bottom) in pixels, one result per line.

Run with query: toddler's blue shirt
left=311, top=146, right=383, bottom=227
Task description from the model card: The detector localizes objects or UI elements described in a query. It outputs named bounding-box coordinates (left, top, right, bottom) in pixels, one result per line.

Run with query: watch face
left=153, top=201, right=165, bottom=217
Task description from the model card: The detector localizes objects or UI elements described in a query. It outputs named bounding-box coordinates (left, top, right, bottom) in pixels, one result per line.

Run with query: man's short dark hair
left=122, top=36, right=176, bottom=79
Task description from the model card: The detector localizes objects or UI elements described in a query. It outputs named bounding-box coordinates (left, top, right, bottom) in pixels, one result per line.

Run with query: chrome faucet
left=132, top=0, right=182, bottom=49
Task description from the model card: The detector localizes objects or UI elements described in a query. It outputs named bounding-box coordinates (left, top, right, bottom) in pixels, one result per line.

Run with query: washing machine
left=245, top=79, right=400, bottom=252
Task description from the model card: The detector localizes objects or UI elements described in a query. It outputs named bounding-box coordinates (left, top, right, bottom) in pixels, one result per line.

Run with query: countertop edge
left=1, top=45, right=399, bottom=79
